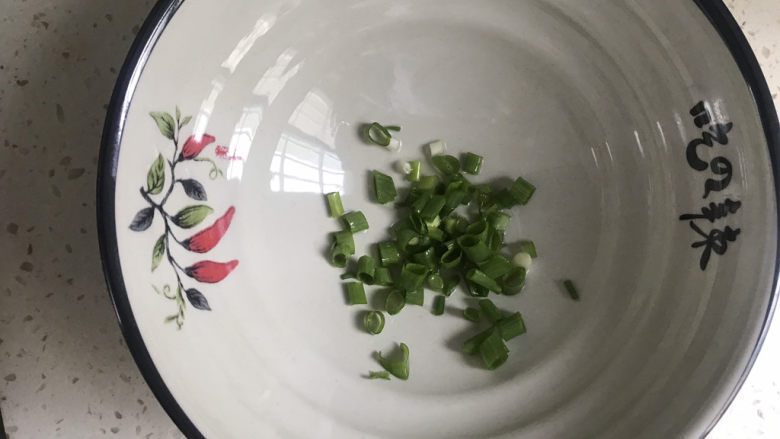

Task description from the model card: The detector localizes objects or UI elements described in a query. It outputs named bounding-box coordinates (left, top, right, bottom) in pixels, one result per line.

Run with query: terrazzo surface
left=0, top=0, right=778, bottom=437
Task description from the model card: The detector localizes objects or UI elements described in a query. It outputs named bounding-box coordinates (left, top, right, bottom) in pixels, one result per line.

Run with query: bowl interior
left=106, top=0, right=777, bottom=437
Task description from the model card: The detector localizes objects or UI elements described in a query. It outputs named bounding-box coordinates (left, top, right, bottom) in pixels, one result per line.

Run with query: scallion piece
left=464, top=279, right=490, bottom=297
left=488, top=212, right=511, bottom=232
left=431, top=154, right=461, bottom=176
left=412, top=247, right=437, bottom=268
left=509, top=177, right=536, bottom=205
left=340, top=272, right=355, bottom=280
left=384, top=125, right=401, bottom=132
left=432, top=295, right=446, bottom=316
left=341, top=211, right=369, bottom=233
left=372, top=170, right=397, bottom=204
left=409, top=212, right=429, bottom=234
left=487, top=229, right=504, bottom=252
left=408, top=161, right=422, bottom=182
left=417, top=175, right=440, bottom=191
left=426, top=140, right=447, bottom=156
left=458, top=235, right=492, bottom=264
left=377, top=343, right=409, bottom=380
left=466, top=219, right=489, bottom=242
left=346, top=282, right=367, bottom=305
left=466, top=268, right=503, bottom=294
left=399, top=263, right=428, bottom=291
left=332, top=231, right=355, bottom=255
left=564, top=279, right=580, bottom=301
left=395, top=229, right=422, bottom=253
left=364, top=311, right=386, bottom=335
left=385, top=290, right=406, bottom=315
left=374, top=267, right=393, bottom=286
left=478, top=329, right=509, bottom=370
left=461, top=152, right=484, bottom=175
left=368, top=371, right=391, bottom=380
left=420, top=195, right=446, bottom=222
left=462, top=327, right=493, bottom=355
left=326, top=192, right=344, bottom=218
left=442, top=276, right=459, bottom=297
left=330, top=244, right=350, bottom=268
left=426, top=273, right=444, bottom=292
left=512, top=252, right=532, bottom=270
left=377, top=241, right=401, bottom=266
left=479, top=255, right=513, bottom=279
left=357, top=255, right=377, bottom=284
left=411, top=192, right=432, bottom=215
left=440, top=246, right=462, bottom=269
left=363, top=122, right=392, bottom=147
left=497, top=312, right=526, bottom=341
left=444, top=215, right=469, bottom=236
left=520, top=240, right=538, bottom=258
left=493, top=189, right=519, bottom=209
left=463, top=307, right=481, bottom=322
left=427, top=227, right=445, bottom=242
left=478, top=299, right=503, bottom=323
left=405, top=287, right=424, bottom=306
left=502, top=266, right=526, bottom=295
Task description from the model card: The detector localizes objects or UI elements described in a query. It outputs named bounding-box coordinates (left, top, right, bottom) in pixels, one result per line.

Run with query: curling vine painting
left=129, top=107, right=238, bottom=329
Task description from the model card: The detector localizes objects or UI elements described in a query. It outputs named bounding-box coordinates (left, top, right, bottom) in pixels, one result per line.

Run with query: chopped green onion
left=478, top=329, right=509, bottom=370
left=520, top=240, right=538, bottom=258
left=426, top=273, right=444, bottom=291
left=417, top=175, right=440, bottom=191
left=512, top=252, right=532, bottom=270
left=461, top=152, right=483, bottom=175
left=426, top=140, right=447, bottom=156
left=466, top=268, right=503, bottom=294
left=346, top=282, right=367, bottom=305
left=478, top=299, right=502, bottom=323
left=564, top=279, right=580, bottom=301
left=372, top=170, right=397, bottom=204
left=326, top=192, right=344, bottom=218
left=399, top=263, right=428, bottom=290
left=442, top=276, right=459, bottom=297
left=332, top=231, right=355, bottom=254
left=368, top=371, right=391, bottom=380
left=412, top=247, right=437, bottom=268
left=463, top=307, right=481, bottom=322
left=341, top=211, right=369, bottom=233
left=409, top=212, right=429, bottom=234
left=493, top=189, right=519, bottom=209
left=462, top=327, right=493, bottom=355
left=395, top=229, right=422, bottom=253
left=395, top=161, right=412, bottom=175
left=410, top=192, right=432, bottom=215
left=363, top=122, right=392, bottom=147
left=405, top=287, right=424, bottom=306
left=488, top=212, right=511, bottom=231
left=384, top=125, right=401, bottom=132
left=464, top=279, right=490, bottom=297
left=442, top=189, right=468, bottom=216
left=357, top=255, right=377, bottom=284
left=431, top=155, right=461, bottom=176
left=440, top=246, right=462, bottom=269
left=330, top=244, right=350, bottom=268
left=421, top=195, right=446, bottom=222
left=427, top=227, right=445, bottom=242
left=444, top=215, right=469, bottom=236
left=458, top=235, right=492, bottom=264
left=340, top=272, right=356, bottom=280
left=466, top=219, right=489, bottom=242
left=385, top=290, right=406, bottom=315
left=364, top=311, right=386, bottom=335
left=502, top=267, right=526, bottom=295
left=377, top=241, right=401, bottom=266
left=377, top=343, right=409, bottom=380
left=479, top=255, right=513, bottom=279
left=374, top=267, right=393, bottom=286
left=487, top=229, right=504, bottom=251
left=509, top=177, right=536, bottom=205
left=497, top=312, right=526, bottom=341
left=408, top=161, right=422, bottom=182
left=433, top=295, right=446, bottom=316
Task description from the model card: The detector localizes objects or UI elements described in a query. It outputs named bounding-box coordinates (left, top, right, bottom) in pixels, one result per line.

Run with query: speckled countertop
left=0, top=1, right=778, bottom=438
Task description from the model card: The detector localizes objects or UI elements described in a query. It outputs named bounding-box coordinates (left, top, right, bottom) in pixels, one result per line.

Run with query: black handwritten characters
left=679, top=101, right=741, bottom=271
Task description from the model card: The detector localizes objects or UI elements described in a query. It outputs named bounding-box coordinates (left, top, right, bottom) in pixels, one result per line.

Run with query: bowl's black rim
left=97, top=1, right=780, bottom=438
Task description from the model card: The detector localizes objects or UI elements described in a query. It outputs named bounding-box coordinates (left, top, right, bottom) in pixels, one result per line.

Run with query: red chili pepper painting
left=128, top=107, right=238, bottom=329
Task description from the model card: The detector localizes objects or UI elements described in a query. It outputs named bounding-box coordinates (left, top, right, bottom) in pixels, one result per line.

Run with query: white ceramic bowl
left=98, top=1, right=780, bottom=438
